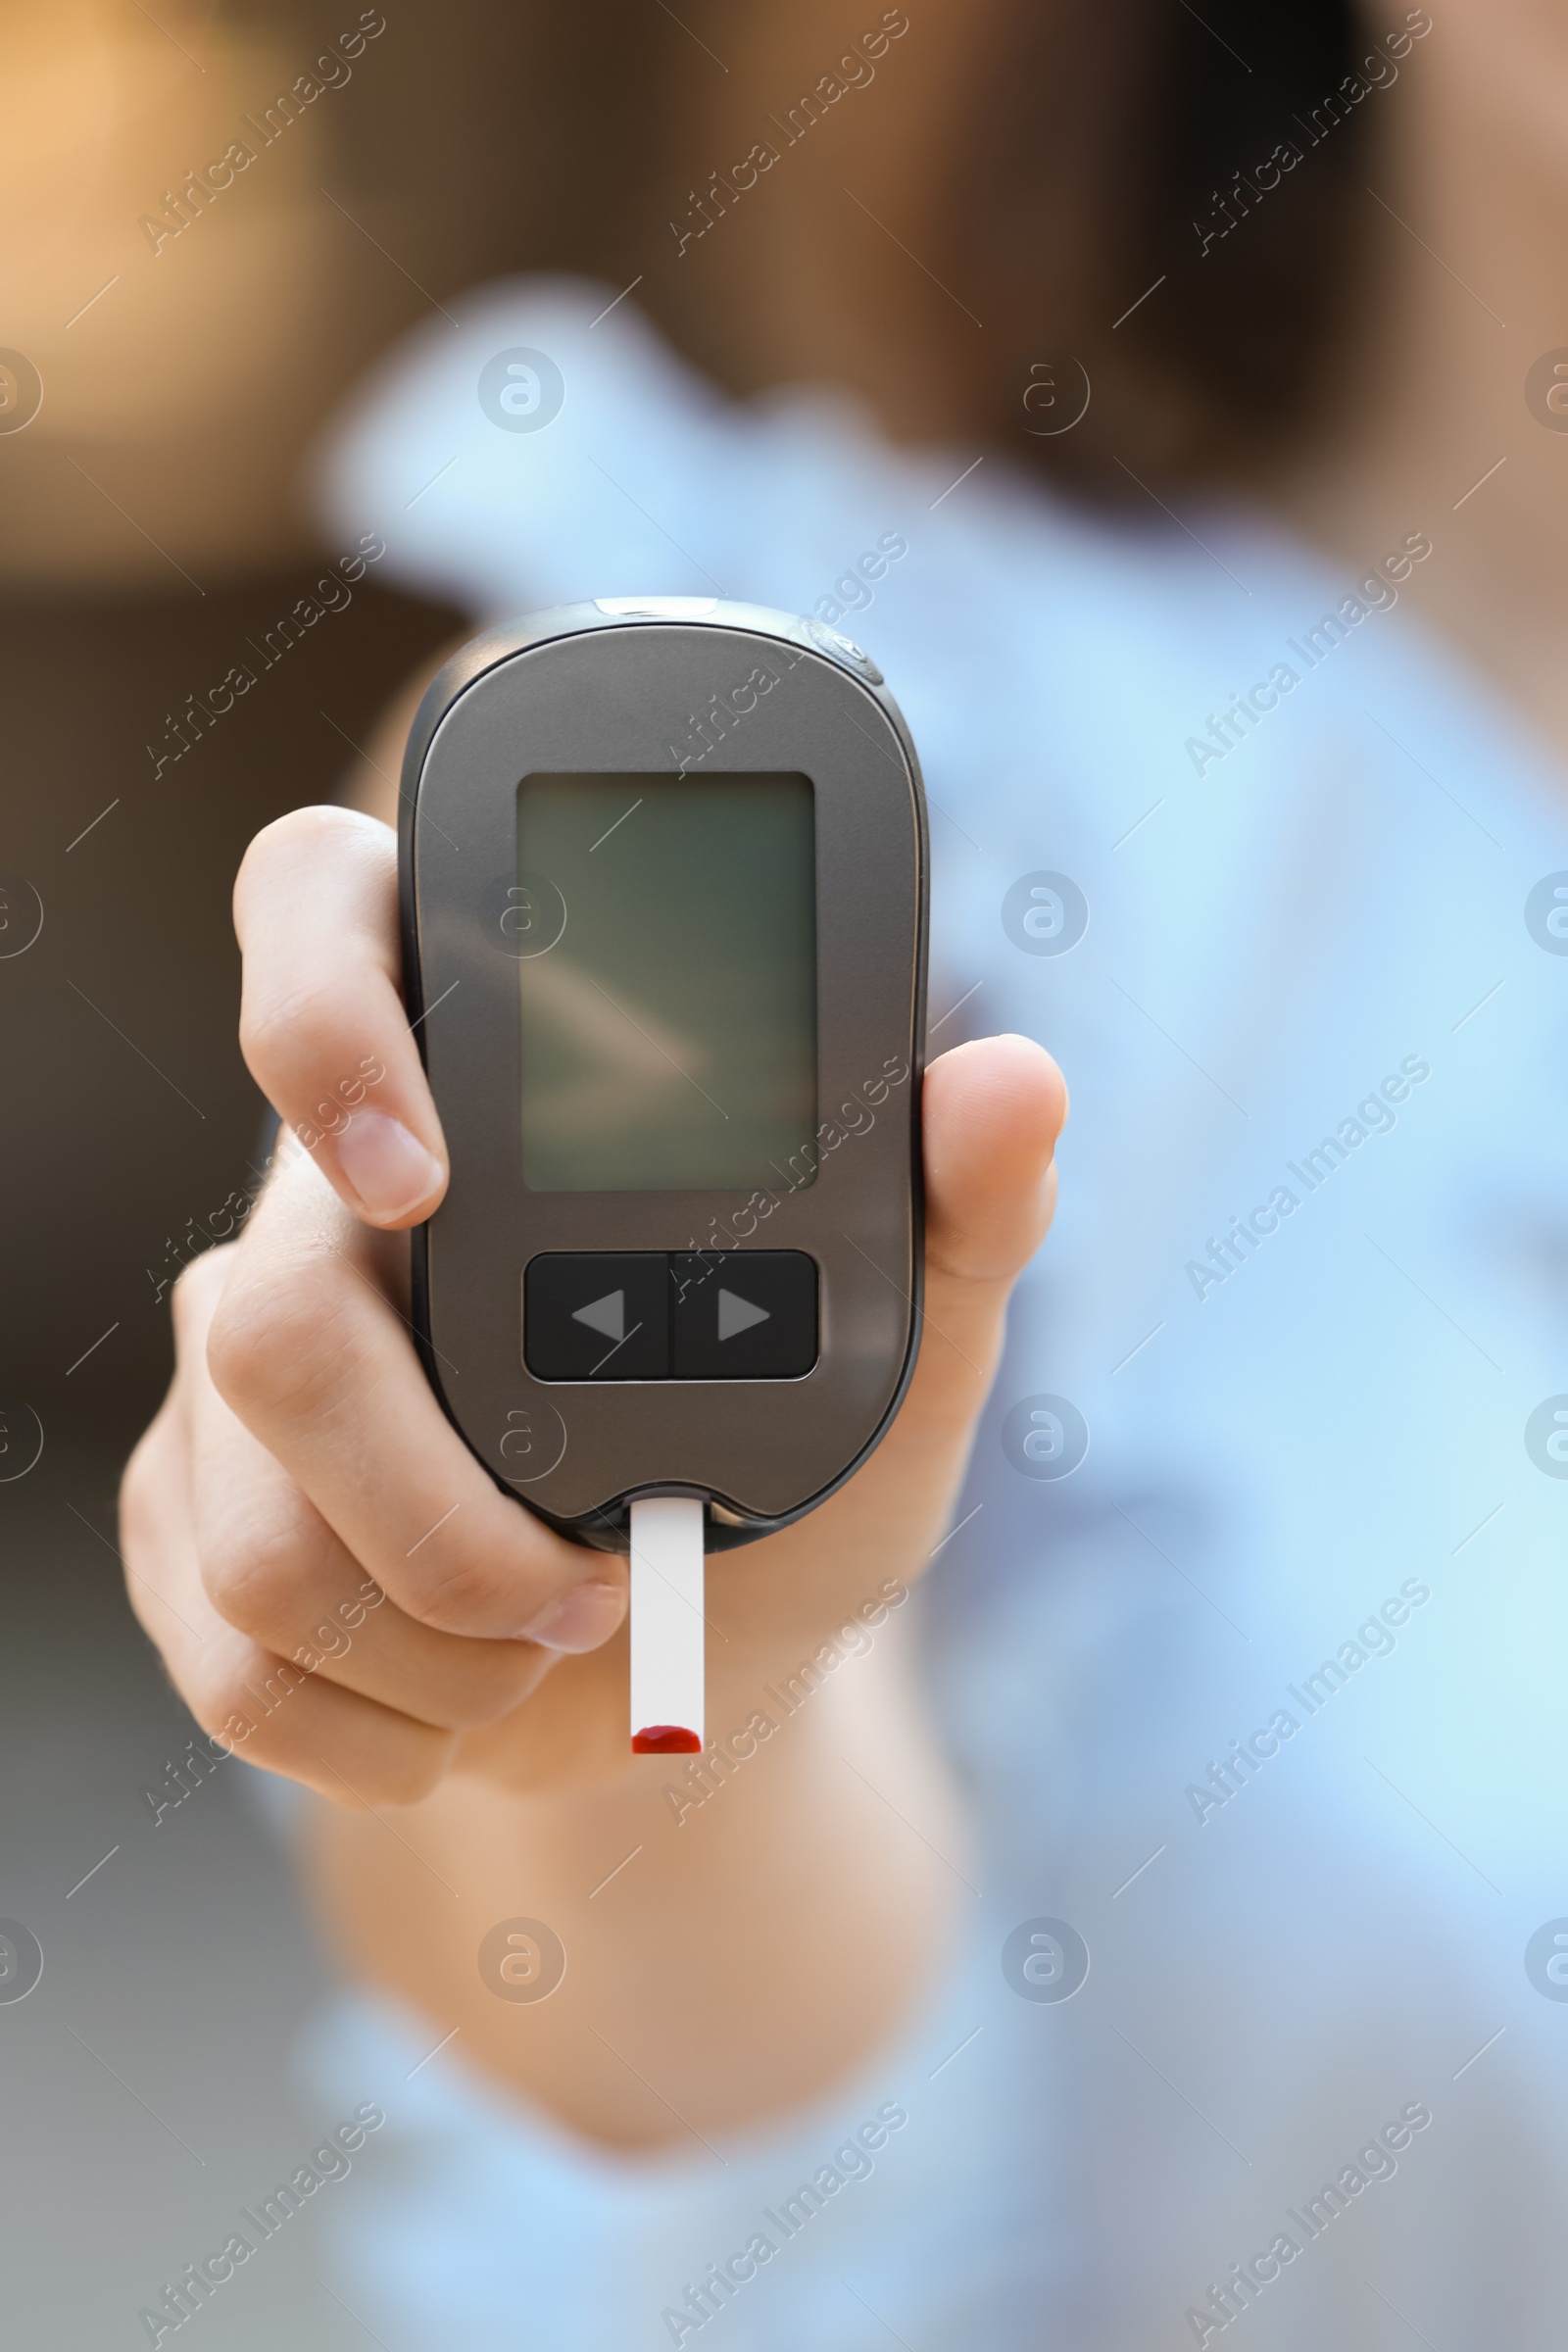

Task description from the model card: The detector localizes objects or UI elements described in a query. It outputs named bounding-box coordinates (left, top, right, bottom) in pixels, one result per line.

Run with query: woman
left=122, top=1, right=1568, bottom=2343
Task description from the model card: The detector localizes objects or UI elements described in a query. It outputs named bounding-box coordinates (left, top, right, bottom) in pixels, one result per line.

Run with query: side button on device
left=524, top=1253, right=669, bottom=1380
left=668, top=1251, right=818, bottom=1380
left=806, top=618, right=885, bottom=685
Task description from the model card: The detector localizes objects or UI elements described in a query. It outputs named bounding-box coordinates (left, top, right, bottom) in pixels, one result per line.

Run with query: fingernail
left=336, top=1109, right=445, bottom=1222
left=520, top=1580, right=627, bottom=1654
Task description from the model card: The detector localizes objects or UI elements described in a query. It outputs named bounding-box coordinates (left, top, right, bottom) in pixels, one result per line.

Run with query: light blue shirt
left=298, top=277, right=1568, bottom=2348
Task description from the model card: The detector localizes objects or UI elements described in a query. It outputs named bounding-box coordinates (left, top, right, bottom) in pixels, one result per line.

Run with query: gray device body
left=399, top=598, right=928, bottom=1552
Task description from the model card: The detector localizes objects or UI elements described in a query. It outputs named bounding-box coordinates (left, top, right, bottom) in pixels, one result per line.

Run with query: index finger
left=205, top=1144, right=626, bottom=1645
left=234, top=805, right=447, bottom=1230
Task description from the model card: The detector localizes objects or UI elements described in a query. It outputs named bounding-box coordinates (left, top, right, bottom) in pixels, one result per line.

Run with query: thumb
left=922, top=1033, right=1067, bottom=1289
left=759, top=1031, right=1067, bottom=1577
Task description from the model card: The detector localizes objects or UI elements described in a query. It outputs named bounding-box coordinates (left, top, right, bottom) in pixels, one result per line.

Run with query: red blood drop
left=631, top=1725, right=702, bottom=1754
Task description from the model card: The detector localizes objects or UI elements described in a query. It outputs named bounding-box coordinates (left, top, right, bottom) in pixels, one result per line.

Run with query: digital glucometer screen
left=515, top=772, right=816, bottom=1191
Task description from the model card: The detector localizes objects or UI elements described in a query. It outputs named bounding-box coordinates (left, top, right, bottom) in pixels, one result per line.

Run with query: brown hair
left=955, top=0, right=1376, bottom=494
left=243, top=0, right=1376, bottom=500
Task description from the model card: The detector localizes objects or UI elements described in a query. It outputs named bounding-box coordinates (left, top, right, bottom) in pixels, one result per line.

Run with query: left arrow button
left=523, top=1254, right=669, bottom=1380
left=571, top=1290, right=625, bottom=1344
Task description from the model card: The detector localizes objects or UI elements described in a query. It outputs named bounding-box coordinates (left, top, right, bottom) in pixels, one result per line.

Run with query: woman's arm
left=121, top=729, right=1065, bottom=2148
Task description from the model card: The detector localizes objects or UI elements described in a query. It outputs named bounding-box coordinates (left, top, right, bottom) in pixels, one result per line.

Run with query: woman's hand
left=121, top=806, right=1066, bottom=1811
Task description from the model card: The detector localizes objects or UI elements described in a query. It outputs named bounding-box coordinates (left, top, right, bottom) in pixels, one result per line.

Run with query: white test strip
left=628, top=1495, right=706, bottom=1753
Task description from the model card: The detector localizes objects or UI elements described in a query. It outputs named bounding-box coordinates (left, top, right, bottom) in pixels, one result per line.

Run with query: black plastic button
left=669, top=1251, right=818, bottom=1380
left=524, top=1253, right=669, bottom=1380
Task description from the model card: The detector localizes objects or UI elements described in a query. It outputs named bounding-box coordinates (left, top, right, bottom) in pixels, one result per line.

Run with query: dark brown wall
left=0, top=574, right=461, bottom=1450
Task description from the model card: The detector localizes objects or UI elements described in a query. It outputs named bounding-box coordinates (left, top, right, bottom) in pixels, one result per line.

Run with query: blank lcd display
left=515, top=772, right=816, bottom=1192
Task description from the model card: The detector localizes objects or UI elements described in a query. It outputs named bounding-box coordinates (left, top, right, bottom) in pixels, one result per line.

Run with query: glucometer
left=398, top=598, right=928, bottom=1753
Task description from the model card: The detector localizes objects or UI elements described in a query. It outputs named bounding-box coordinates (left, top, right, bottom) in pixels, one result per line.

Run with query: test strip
left=628, top=1495, right=706, bottom=1754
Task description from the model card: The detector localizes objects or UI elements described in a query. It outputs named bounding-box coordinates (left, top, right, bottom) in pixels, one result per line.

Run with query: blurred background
left=0, top=5, right=681, bottom=2341
left=1, top=2, right=1518, bottom=2343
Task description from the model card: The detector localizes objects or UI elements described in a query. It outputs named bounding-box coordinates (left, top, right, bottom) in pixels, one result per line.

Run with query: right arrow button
left=717, top=1289, right=770, bottom=1343
left=670, top=1251, right=818, bottom=1380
